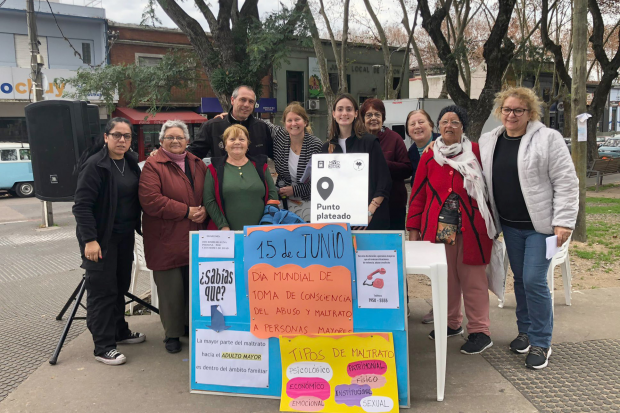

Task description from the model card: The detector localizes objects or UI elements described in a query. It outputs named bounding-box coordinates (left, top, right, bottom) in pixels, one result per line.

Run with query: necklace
left=503, top=131, right=523, bottom=141
left=112, top=158, right=126, bottom=176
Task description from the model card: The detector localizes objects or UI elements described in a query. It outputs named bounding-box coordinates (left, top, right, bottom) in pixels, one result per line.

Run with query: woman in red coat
left=139, top=120, right=208, bottom=354
left=406, top=106, right=496, bottom=355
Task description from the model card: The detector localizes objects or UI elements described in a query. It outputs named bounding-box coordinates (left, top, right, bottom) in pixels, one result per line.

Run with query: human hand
left=191, top=206, right=206, bottom=223
left=214, top=112, right=227, bottom=120
left=423, top=141, right=435, bottom=154
left=278, top=186, right=294, bottom=197
left=150, top=149, right=159, bottom=157
left=554, top=226, right=572, bottom=247
left=84, top=240, right=102, bottom=262
left=408, top=230, right=421, bottom=241
left=221, top=226, right=231, bottom=231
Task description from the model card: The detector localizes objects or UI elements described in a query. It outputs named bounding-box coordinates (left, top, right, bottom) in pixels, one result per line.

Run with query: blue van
left=0, top=143, right=35, bottom=197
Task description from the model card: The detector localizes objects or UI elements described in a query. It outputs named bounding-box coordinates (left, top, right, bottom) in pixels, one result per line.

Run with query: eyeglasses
left=108, top=132, right=132, bottom=141
left=163, top=136, right=187, bottom=142
left=365, top=112, right=382, bottom=120
left=439, top=120, right=462, bottom=128
left=501, top=107, right=529, bottom=117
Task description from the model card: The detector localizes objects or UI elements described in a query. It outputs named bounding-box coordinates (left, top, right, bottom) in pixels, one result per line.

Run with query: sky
left=102, top=0, right=295, bottom=29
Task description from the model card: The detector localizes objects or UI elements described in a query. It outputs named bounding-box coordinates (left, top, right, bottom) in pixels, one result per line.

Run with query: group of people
left=73, top=84, right=577, bottom=371
left=406, top=87, right=578, bottom=369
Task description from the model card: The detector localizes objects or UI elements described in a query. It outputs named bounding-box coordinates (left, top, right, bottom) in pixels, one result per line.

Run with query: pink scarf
left=162, top=148, right=187, bottom=172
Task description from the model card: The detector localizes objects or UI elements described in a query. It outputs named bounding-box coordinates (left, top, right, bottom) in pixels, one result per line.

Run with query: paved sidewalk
left=1, top=287, right=619, bottom=413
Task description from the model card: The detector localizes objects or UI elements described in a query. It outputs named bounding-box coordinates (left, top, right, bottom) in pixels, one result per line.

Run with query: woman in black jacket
left=73, top=117, right=144, bottom=366
left=321, top=93, right=392, bottom=230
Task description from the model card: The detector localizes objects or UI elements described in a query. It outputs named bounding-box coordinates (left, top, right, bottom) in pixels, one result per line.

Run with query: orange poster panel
left=248, top=263, right=353, bottom=339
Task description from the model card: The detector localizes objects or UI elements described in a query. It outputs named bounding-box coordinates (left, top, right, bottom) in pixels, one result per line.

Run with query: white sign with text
left=194, top=329, right=269, bottom=388
left=310, top=153, right=369, bottom=226
left=198, top=230, right=235, bottom=258
left=355, top=250, right=400, bottom=309
left=199, top=261, right=237, bottom=316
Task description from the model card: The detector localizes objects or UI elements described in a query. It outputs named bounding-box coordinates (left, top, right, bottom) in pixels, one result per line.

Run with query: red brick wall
left=109, top=25, right=271, bottom=106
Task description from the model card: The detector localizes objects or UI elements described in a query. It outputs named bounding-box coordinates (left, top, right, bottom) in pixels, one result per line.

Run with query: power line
left=44, top=0, right=116, bottom=68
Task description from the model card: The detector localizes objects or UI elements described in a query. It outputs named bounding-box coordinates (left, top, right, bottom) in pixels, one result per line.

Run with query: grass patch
left=574, top=249, right=596, bottom=259
left=585, top=197, right=620, bottom=214
left=586, top=183, right=619, bottom=191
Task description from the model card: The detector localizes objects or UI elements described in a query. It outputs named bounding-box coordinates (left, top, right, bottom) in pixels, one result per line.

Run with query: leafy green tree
left=57, top=51, right=199, bottom=116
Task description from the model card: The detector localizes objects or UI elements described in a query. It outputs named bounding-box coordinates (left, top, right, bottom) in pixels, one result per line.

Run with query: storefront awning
left=113, top=107, right=207, bottom=125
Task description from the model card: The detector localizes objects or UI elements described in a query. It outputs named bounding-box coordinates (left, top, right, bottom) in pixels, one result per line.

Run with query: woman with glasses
left=139, top=120, right=208, bottom=354
left=322, top=94, right=392, bottom=230
left=73, top=117, right=145, bottom=365
left=407, top=105, right=496, bottom=355
left=479, top=87, right=578, bottom=369
left=359, top=99, right=411, bottom=230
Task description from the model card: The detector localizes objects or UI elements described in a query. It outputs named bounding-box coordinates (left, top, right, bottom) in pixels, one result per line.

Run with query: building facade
left=0, top=0, right=108, bottom=143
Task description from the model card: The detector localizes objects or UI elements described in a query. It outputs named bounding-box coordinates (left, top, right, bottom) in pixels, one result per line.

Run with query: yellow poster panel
left=280, top=333, right=399, bottom=413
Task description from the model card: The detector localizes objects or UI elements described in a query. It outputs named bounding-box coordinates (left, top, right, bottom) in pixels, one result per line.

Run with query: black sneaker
left=525, top=346, right=552, bottom=369
left=460, top=333, right=493, bottom=355
left=429, top=326, right=463, bottom=340
left=164, top=337, right=182, bottom=353
left=510, top=333, right=530, bottom=354
left=95, top=349, right=126, bottom=365
left=117, top=331, right=146, bottom=344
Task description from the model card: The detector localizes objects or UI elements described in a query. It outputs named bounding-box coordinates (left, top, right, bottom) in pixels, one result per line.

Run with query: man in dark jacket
left=188, top=85, right=273, bottom=159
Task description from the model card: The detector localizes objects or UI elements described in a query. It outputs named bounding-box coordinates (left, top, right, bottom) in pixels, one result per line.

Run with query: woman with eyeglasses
left=359, top=99, right=411, bottom=231
left=407, top=105, right=496, bottom=355
left=139, top=120, right=208, bottom=354
left=479, top=87, right=578, bottom=369
left=73, top=117, right=145, bottom=366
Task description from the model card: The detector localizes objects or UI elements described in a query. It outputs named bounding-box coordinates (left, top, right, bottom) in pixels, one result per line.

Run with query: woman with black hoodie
left=73, top=117, right=145, bottom=365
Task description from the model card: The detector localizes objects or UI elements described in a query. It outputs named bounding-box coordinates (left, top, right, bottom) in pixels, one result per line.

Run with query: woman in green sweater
left=203, top=124, right=278, bottom=230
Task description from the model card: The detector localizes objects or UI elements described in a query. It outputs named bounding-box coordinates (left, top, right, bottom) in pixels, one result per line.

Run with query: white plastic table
left=405, top=241, right=448, bottom=402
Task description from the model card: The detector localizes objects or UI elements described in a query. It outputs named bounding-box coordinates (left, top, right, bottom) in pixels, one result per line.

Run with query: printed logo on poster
left=311, top=153, right=369, bottom=226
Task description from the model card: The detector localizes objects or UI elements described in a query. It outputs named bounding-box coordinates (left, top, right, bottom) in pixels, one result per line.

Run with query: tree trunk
left=571, top=0, right=587, bottom=242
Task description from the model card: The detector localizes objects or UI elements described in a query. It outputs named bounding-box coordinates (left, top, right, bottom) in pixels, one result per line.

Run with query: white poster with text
left=199, top=261, right=237, bottom=316
left=198, top=230, right=235, bottom=258
left=311, top=153, right=369, bottom=226
left=355, top=250, right=400, bottom=309
left=194, top=329, right=269, bottom=388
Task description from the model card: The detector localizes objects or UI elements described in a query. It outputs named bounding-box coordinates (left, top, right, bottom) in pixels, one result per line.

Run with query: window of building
left=136, top=53, right=164, bottom=67
left=82, top=43, right=92, bottom=65
left=0, top=118, right=28, bottom=143
left=14, top=34, right=48, bottom=69
left=19, top=149, right=31, bottom=160
left=1, top=149, right=18, bottom=162
left=328, top=73, right=351, bottom=95
left=286, top=71, right=305, bottom=104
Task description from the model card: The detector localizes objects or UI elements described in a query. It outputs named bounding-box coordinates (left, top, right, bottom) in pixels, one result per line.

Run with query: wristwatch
left=368, top=210, right=374, bottom=217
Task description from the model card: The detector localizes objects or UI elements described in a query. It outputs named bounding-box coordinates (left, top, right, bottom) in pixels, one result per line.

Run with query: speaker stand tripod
left=49, top=274, right=159, bottom=365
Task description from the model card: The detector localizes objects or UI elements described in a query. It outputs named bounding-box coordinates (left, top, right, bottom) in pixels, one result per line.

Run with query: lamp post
left=373, top=46, right=405, bottom=100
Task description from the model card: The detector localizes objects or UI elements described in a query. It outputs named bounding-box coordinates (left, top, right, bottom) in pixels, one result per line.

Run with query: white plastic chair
left=129, top=232, right=158, bottom=315
left=498, top=234, right=573, bottom=309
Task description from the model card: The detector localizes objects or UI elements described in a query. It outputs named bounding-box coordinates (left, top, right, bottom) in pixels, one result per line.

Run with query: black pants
left=85, top=232, right=135, bottom=356
left=388, top=206, right=406, bottom=231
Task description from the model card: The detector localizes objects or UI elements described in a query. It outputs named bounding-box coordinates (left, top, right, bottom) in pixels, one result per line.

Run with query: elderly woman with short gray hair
left=139, top=119, right=208, bottom=353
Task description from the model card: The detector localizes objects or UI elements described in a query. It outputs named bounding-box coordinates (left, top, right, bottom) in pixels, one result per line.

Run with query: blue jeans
left=502, top=225, right=553, bottom=348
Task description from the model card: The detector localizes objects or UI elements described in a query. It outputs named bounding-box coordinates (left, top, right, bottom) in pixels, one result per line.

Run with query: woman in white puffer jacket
left=479, top=87, right=578, bottom=370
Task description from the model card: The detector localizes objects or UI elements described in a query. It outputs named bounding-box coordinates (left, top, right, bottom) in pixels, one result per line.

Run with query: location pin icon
left=317, top=177, right=334, bottom=201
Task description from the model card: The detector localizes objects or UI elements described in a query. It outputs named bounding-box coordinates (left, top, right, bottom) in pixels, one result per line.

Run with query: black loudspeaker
left=86, top=104, right=101, bottom=144
left=25, top=100, right=90, bottom=202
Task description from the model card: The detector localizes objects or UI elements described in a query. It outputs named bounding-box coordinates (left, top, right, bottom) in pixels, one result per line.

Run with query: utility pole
left=26, top=0, right=54, bottom=227
left=571, top=0, right=587, bottom=241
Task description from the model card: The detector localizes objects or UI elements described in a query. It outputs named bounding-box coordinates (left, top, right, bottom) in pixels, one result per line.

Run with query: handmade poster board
left=189, top=226, right=409, bottom=408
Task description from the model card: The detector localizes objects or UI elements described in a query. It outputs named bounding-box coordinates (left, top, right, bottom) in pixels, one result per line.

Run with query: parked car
left=0, top=143, right=35, bottom=197
left=598, top=137, right=620, bottom=158
left=597, top=136, right=607, bottom=147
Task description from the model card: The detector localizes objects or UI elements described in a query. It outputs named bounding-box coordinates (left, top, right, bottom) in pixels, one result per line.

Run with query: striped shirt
left=262, top=119, right=323, bottom=201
